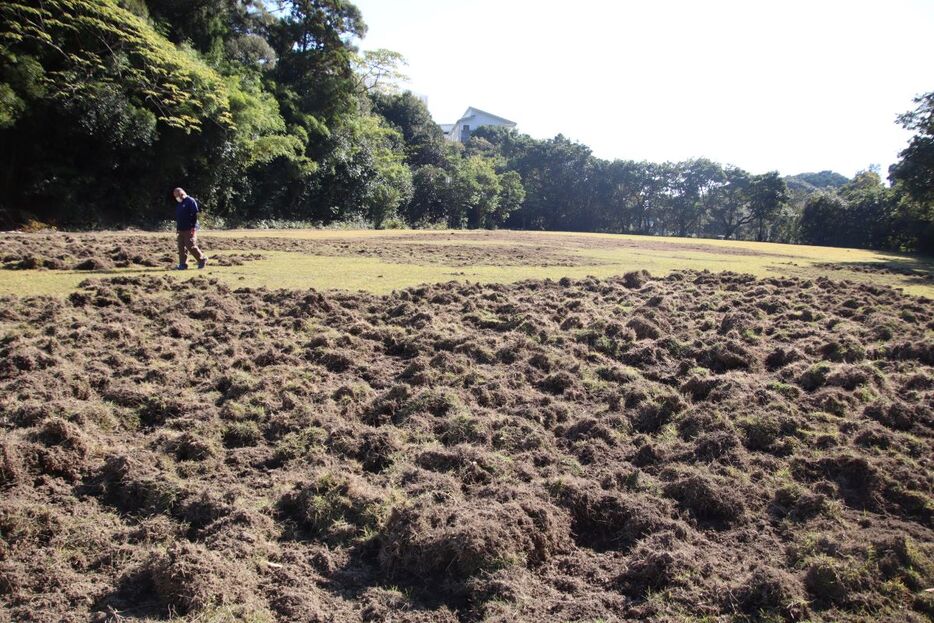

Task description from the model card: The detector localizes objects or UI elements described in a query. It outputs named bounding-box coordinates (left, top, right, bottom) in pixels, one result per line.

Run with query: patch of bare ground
left=0, top=232, right=601, bottom=270
left=0, top=268, right=932, bottom=622
left=304, top=238, right=598, bottom=266
left=372, top=230, right=801, bottom=258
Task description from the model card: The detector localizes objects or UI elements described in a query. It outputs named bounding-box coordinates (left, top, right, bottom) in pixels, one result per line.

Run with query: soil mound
left=148, top=541, right=255, bottom=614
left=379, top=489, right=570, bottom=598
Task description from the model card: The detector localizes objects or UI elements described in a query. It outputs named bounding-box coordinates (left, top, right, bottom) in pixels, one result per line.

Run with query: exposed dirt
left=304, top=239, right=598, bottom=267
left=371, top=230, right=801, bottom=258
left=0, top=232, right=601, bottom=270
left=0, top=232, right=266, bottom=271
left=1, top=269, right=932, bottom=622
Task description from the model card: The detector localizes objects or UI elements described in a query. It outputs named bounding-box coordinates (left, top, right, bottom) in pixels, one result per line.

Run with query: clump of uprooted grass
left=661, top=466, right=747, bottom=526
left=279, top=471, right=393, bottom=543
left=616, top=531, right=698, bottom=597
left=546, top=476, right=683, bottom=551
left=147, top=541, right=262, bottom=615
left=378, top=487, right=570, bottom=598
left=732, top=565, right=810, bottom=621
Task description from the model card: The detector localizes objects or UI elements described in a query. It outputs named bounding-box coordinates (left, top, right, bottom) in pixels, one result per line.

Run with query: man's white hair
left=173, top=187, right=186, bottom=196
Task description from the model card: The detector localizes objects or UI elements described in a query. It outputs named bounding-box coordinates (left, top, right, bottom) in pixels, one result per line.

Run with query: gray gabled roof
left=460, top=106, right=516, bottom=126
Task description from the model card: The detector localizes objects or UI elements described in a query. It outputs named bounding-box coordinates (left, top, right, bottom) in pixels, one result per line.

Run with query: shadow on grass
left=68, top=265, right=231, bottom=278
left=274, top=518, right=467, bottom=617
left=814, top=254, right=934, bottom=286
left=316, top=541, right=468, bottom=615
left=90, top=565, right=166, bottom=621
left=65, top=267, right=175, bottom=276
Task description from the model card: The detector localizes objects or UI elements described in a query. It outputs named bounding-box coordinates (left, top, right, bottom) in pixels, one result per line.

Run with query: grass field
left=1, top=229, right=933, bottom=297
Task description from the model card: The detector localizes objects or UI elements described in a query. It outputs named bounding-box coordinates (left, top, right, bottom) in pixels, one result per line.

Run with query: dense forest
left=1, top=0, right=932, bottom=253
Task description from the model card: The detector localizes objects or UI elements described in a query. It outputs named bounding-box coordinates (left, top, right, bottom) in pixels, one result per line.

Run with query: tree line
left=459, top=128, right=933, bottom=254
left=1, top=1, right=932, bottom=254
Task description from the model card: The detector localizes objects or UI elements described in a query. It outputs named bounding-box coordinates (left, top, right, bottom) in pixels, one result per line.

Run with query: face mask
left=175, top=196, right=183, bottom=203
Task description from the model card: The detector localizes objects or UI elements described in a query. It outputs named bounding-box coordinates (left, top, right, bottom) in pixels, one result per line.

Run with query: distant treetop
left=785, top=171, right=850, bottom=192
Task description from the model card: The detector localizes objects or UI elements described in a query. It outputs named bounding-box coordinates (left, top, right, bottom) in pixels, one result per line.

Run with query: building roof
left=459, top=106, right=516, bottom=126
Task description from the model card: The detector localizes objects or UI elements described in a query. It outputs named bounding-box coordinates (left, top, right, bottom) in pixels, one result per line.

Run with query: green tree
left=405, top=165, right=449, bottom=226
left=889, top=190, right=934, bottom=253
left=749, top=171, right=789, bottom=241
left=799, top=191, right=848, bottom=246
left=308, top=113, right=411, bottom=226
left=710, top=167, right=754, bottom=239
left=404, top=156, right=522, bottom=229
left=623, top=161, right=671, bottom=234
left=370, top=90, right=447, bottom=167
left=837, top=170, right=893, bottom=249
left=890, top=91, right=934, bottom=206
left=0, top=0, right=237, bottom=225
left=667, top=159, right=724, bottom=237
left=444, top=156, right=497, bottom=228
left=269, top=0, right=366, bottom=152
left=495, top=171, right=526, bottom=226
left=471, top=125, right=536, bottom=163
left=504, top=134, right=595, bottom=230
left=352, top=48, right=408, bottom=94
left=889, top=90, right=934, bottom=253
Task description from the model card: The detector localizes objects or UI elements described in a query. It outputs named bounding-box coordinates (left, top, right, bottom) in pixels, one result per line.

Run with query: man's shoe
left=197, top=258, right=207, bottom=269
left=175, top=264, right=188, bottom=271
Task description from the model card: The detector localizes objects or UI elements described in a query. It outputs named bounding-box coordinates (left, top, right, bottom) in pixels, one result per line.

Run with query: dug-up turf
left=0, top=269, right=932, bottom=622
left=0, top=232, right=267, bottom=271
left=0, top=232, right=600, bottom=270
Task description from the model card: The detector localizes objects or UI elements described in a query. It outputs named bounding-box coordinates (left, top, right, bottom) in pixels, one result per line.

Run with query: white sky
left=351, top=0, right=934, bottom=177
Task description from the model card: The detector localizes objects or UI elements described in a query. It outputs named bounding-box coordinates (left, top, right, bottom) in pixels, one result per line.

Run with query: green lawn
left=1, top=229, right=932, bottom=297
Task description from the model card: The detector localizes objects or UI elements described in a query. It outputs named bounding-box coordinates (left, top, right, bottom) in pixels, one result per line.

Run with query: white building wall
left=444, top=108, right=516, bottom=142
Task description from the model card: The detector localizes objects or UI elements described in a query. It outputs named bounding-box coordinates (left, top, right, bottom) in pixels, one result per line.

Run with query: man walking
left=173, top=187, right=207, bottom=270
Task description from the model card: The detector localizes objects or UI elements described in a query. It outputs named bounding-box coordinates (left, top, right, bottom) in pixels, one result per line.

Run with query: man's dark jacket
left=175, top=196, right=199, bottom=231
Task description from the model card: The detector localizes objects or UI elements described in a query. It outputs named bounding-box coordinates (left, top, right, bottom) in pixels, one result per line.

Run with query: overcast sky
left=351, top=0, right=933, bottom=177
